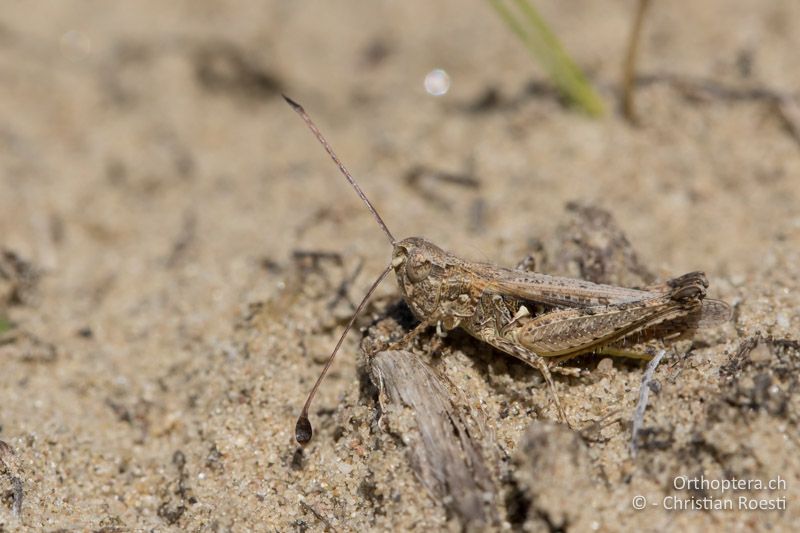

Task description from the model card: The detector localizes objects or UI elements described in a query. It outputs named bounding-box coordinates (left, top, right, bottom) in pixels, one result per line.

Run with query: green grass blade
left=488, top=0, right=605, bottom=116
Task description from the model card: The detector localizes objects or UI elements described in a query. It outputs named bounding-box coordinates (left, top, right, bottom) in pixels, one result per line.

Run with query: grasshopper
left=284, top=95, right=731, bottom=444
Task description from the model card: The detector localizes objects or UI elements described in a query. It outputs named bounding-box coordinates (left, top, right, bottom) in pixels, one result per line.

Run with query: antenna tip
left=295, top=415, right=313, bottom=444
left=282, top=94, right=303, bottom=112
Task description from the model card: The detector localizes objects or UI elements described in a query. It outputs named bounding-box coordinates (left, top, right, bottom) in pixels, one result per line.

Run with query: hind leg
left=545, top=343, right=658, bottom=367
left=481, top=332, right=571, bottom=427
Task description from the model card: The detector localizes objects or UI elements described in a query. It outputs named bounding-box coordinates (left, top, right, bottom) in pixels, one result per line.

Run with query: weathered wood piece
left=370, top=350, right=497, bottom=528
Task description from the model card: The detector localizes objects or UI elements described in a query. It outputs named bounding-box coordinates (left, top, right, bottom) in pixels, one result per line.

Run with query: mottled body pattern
left=284, top=96, right=731, bottom=442
left=392, top=237, right=730, bottom=419
left=395, top=237, right=728, bottom=362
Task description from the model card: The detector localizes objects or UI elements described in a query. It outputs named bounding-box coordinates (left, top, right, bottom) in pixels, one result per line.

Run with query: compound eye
left=406, top=252, right=432, bottom=283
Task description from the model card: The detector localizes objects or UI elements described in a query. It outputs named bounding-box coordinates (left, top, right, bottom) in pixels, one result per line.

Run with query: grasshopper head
left=391, top=237, right=445, bottom=280
left=391, top=237, right=448, bottom=318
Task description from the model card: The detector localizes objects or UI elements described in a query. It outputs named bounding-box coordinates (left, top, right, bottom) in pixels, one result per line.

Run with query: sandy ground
left=1, top=1, right=799, bottom=531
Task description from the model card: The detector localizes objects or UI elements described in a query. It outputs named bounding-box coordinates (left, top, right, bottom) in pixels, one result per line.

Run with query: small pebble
left=749, top=342, right=772, bottom=363
left=597, top=358, right=614, bottom=373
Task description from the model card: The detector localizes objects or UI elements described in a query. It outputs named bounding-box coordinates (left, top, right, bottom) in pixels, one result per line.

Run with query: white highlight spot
left=424, top=69, right=450, bottom=96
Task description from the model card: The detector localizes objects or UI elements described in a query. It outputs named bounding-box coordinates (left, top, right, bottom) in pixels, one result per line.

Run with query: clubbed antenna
left=295, top=263, right=394, bottom=444
left=283, top=95, right=396, bottom=245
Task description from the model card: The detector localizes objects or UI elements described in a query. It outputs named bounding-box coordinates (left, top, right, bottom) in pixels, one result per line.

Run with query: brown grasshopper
left=284, top=95, right=731, bottom=444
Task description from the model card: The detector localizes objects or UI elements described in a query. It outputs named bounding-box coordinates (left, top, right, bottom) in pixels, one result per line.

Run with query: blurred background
left=0, top=1, right=798, bottom=530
